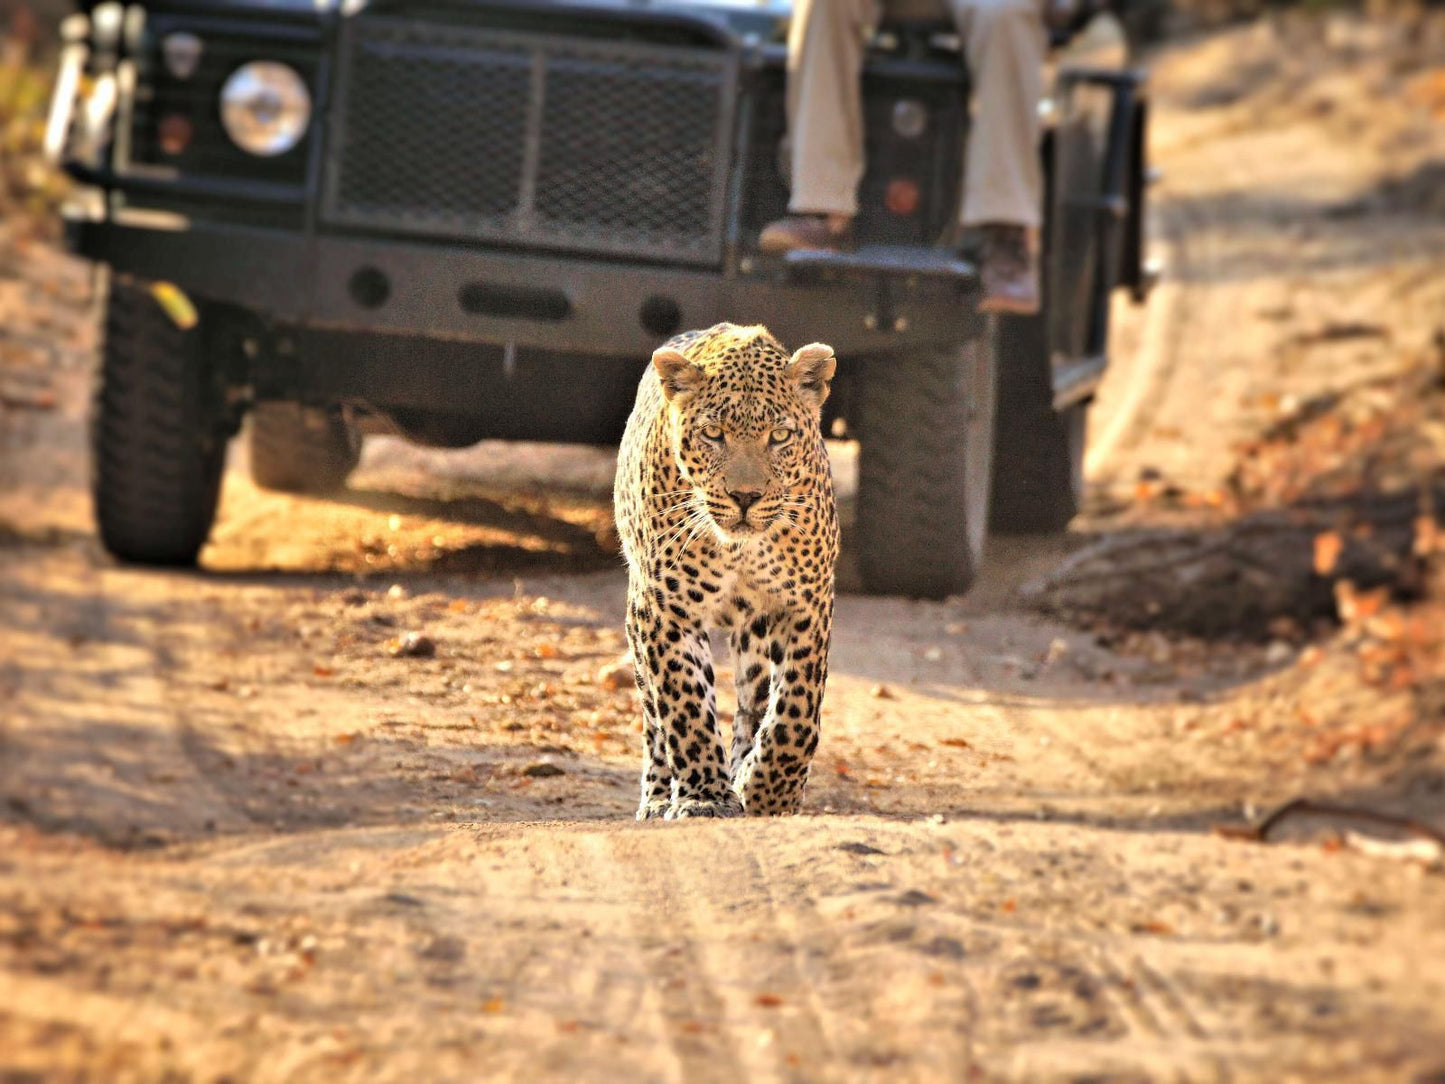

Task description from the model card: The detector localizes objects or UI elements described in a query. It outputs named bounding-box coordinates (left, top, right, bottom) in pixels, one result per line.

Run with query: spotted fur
left=614, top=323, right=839, bottom=820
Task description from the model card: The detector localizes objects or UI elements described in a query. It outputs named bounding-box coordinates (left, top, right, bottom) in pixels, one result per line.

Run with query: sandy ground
left=2, top=18, right=1445, bottom=1083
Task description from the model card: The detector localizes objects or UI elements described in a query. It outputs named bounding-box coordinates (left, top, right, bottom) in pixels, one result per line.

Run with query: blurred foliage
left=1168, top=0, right=1445, bottom=27
left=1, top=42, right=68, bottom=236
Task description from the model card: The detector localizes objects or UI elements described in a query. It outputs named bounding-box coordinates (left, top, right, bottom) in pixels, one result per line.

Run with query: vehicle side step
left=1052, top=352, right=1108, bottom=412
left=783, top=245, right=978, bottom=286
left=1057, top=66, right=1147, bottom=91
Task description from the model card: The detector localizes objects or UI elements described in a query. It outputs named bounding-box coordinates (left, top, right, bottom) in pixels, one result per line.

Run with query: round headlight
left=891, top=99, right=928, bottom=140
left=220, top=62, right=310, bottom=157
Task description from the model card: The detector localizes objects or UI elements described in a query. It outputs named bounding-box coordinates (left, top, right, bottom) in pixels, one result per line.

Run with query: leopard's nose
left=729, top=488, right=763, bottom=515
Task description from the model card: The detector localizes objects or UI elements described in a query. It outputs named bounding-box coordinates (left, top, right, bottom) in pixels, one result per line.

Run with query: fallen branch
left=1214, top=797, right=1445, bottom=851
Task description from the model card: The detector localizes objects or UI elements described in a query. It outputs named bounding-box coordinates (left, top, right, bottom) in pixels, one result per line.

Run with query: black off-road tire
left=92, top=277, right=228, bottom=566
left=855, top=331, right=998, bottom=599
left=989, top=313, right=1087, bottom=534
left=249, top=403, right=361, bottom=494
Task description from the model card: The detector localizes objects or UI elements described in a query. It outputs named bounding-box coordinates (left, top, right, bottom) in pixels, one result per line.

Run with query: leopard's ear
left=786, top=342, right=836, bottom=410
left=652, top=348, right=705, bottom=402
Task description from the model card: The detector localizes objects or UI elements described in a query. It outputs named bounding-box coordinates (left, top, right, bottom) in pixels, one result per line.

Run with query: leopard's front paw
left=664, top=794, right=745, bottom=820
left=636, top=798, right=672, bottom=821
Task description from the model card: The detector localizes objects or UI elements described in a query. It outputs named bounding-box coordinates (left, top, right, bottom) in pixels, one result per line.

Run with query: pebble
left=522, top=762, right=566, bottom=778
left=388, top=632, right=436, bottom=658
left=1265, top=640, right=1293, bottom=665
left=596, top=658, right=635, bottom=692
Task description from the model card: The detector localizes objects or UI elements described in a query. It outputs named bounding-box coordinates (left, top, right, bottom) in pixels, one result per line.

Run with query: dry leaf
left=1313, top=531, right=1343, bottom=576
left=1334, top=581, right=1387, bottom=624
left=1414, top=515, right=1441, bottom=556
left=1132, top=919, right=1174, bottom=935
left=1405, top=68, right=1445, bottom=117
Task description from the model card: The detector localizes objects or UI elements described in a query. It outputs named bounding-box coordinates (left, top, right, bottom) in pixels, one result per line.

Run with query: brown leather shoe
left=977, top=223, right=1040, bottom=315
left=759, top=214, right=854, bottom=255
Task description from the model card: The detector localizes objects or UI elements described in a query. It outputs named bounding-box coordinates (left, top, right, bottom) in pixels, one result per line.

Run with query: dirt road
left=3, top=19, right=1445, bottom=1083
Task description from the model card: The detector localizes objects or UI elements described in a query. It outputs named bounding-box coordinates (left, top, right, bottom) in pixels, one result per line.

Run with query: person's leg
left=949, top=0, right=1047, bottom=312
left=760, top=0, right=879, bottom=252
left=787, top=0, right=880, bottom=216
left=952, top=0, right=1046, bottom=228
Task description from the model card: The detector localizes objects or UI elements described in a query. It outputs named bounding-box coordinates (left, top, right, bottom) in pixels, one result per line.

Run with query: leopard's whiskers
left=656, top=503, right=710, bottom=558
left=654, top=513, right=699, bottom=556
left=663, top=515, right=713, bottom=572
left=651, top=493, right=701, bottom=515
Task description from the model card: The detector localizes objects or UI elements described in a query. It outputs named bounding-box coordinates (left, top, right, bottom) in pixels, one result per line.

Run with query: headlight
left=891, top=100, right=928, bottom=140
left=220, top=62, right=310, bottom=157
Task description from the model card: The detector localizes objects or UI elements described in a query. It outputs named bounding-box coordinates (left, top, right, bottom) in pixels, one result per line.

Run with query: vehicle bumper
left=67, top=211, right=976, bottom=358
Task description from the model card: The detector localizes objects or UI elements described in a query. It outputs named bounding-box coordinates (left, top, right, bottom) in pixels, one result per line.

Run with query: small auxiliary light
left=884, top=178, right=920, bottom=216
left=162, top=32, right=203, bottom=80
left=157, top=113, right=193, bottom=155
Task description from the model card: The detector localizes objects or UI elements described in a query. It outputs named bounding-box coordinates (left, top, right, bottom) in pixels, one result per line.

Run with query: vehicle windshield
left=653, top=0, right=792, bottom=39
left=685, top=0, right=790, bottom=9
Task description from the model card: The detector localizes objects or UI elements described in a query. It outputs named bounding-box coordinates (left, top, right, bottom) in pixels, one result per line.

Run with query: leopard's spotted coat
left=614, top=323, right=839, bottom=819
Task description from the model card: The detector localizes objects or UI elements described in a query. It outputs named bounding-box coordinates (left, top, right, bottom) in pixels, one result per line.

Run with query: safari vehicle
left=47, top=0, right=1153, bottom=598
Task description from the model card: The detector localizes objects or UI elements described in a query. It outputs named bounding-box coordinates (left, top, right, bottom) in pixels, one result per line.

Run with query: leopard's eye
left=769, top=427, right=793, bottom=446
left=700, top=424, right=724, bottom=442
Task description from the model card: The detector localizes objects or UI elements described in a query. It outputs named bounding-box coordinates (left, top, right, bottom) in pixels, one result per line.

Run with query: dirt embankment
left=2, top=15, right=1445, bottom=1084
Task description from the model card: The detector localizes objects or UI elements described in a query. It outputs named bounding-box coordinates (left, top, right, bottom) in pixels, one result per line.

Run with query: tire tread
left=92, top=278, right=226, bottom=566
left=856, top=338, right=995, bottom=598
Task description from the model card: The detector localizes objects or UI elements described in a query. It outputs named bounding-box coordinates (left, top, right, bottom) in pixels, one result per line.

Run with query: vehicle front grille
left=323, top=19, right=738, bottom=266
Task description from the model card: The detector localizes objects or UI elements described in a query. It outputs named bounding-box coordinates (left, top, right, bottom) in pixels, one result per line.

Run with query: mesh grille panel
left=323, top=20, right=736, bottom=265
left=335, top=37, right=530, bottom=228
left=535, top=59, right=718, bottom=243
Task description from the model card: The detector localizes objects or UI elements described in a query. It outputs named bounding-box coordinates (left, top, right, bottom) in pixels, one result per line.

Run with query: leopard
left=613, top=322, right=839, bottom=820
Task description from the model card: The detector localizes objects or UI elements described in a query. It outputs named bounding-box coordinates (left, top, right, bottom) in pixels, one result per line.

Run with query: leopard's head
left=652, top=326, right=835, bottom=544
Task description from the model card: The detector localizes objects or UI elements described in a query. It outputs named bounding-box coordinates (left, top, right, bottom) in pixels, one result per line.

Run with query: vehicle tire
left=249, top=403, right=361, bottom=494
left=386, top=407, right=489, bottom=450
left=989, top=313, right=1086, bottom=534
left=92, top=277, right=228, bottom=566
left=855, top=329, right=998, bottom=599
left=1119, top=1, right=1169, bottom=51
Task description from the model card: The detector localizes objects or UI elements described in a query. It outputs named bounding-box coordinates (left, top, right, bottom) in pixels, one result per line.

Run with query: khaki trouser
left=786, top=0, right=1045, bottom=228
